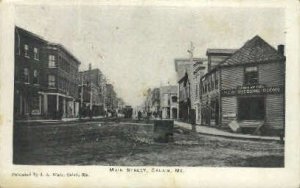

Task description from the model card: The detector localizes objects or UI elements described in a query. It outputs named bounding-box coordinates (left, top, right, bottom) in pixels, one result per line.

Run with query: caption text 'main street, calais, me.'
left=109, top=167, right=183, bottom=173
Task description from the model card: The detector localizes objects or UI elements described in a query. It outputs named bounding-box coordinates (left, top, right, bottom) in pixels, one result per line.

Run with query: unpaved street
left=13, top=120, right=284, bottom=167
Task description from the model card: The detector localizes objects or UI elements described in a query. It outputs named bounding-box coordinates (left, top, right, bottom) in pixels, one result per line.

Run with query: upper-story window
left=33, top=70, right=39, bottom=84
left=48, top=55, right=56, bottom=68
left=24, top=44, right=29, bottom=58
left=24, top=68, right=29, bottom=83
left=172, top=96, right=177, bottom=103
left=48, top=75, right=56, bottom=87
left=244, top=66, right=258, bottom=85
left=34, top=47, right=39, bottom=60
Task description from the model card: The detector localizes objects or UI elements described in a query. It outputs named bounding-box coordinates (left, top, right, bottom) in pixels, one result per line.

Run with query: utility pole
left=79, top=73, right=83, bottom=119
left=187, top=41, right=194, bottom=123
left=89, top=63, right=92, bottom=119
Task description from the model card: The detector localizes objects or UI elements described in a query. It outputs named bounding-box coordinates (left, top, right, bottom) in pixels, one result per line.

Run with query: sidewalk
left=174, top=121, right=280, bottom=141
left=15, top=116, right=105, bottom=123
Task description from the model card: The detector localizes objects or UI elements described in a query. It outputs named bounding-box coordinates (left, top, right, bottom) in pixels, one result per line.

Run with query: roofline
left=79, top=68, right=101, bottom=73
left=218, top=35, right=285, bottom=67
left=15, top=26, right=48, bottom=43
left=201, top=58, right=286, bottom=81
left=47, top=43, right=81, bottom=65
left=206, top=49, right=237, bottom=56
left=174, top=57, right=207, bottom=71
left=178, top=72, right=189, bottom=83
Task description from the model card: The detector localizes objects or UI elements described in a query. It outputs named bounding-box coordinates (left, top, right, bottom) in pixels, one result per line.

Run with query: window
left=33, top=70, right=39, bottom=84
left=48, top=75, right=56, bottom=87
left=24, top=68, right=29, bottom=83
left=244, top=66, right=258, bottom=85
left=48, top=55, right=56, bottom=68
left=24, top=44, right=29, bottom=58
left=172, top=96, right=177, bottom=103
left=34, top=47, right=39, bottom=60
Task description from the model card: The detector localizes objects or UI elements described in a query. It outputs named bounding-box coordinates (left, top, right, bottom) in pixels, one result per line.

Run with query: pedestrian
left=138, top=111, right=142, bottom=121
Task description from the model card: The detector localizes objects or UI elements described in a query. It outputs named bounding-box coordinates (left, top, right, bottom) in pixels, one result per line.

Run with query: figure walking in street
left=138, top=111, right=142, bottom=121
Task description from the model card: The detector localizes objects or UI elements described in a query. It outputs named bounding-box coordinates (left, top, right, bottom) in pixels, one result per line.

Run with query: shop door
left=238, top=97, right=265, bottom=120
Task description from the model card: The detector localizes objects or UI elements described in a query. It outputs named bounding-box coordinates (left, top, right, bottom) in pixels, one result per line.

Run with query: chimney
left=277, top=45, right=284, bottom=56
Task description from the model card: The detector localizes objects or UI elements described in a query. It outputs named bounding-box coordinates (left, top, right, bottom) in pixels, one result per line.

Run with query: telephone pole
left=89, top=63, right=93, bottom=119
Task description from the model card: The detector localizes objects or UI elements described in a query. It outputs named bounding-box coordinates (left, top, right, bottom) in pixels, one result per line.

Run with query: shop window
left=48, top=55, right=56, bottom=68
left=244, top=66, right=258, bottom=85
left=33, top=70, right=39, bottom=84
left=34, top=47, right=39, bottom=60
left=48, top=75, right=56, bottom=87
left=24, top=68, right=29, bottom=83
left=24, top=44, right=29, bottom=58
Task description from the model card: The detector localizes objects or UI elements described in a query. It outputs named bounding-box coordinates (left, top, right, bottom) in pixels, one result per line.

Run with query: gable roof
left=220, top=35, right=285, bottom=66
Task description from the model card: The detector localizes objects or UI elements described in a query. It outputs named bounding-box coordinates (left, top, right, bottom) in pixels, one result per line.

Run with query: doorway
left=238, top=97, right=265, bottom=120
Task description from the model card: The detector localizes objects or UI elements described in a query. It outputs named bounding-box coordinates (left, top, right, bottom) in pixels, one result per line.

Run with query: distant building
left=160, top=85, right=178, bottom=119
left=201, top=36, right=285, bottom=135
left=105, top=84, right=117, bottom=111
left=151, top=88, right=160, bottom=116
left=175, top=58, right=206, bottom=123
left=79, top=68, right=106, bottom=116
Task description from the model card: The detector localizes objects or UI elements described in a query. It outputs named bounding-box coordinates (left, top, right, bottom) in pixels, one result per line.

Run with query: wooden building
left=200, top=36, right=285, bottom=135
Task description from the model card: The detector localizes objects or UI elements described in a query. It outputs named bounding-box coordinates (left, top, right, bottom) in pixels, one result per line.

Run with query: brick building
left=41, top=43, right=80, bottom=119
left=200, top=36, right=285, bottom=135
left=14, top=26, right=81, bottom=119
left=14, top=27, right=47, bottom=119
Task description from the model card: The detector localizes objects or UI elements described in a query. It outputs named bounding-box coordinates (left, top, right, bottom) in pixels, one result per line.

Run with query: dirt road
left=13, top=120, right=284, bottom=167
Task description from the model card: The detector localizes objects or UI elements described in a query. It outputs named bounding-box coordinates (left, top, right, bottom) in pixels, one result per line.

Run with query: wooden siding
left=221, top=96, right=237, bottom=125
left=258, top=62, right=285, bottom=86
left=265, top=94, right=284, bottom=129
left=221, top=66, right=244, bottom=89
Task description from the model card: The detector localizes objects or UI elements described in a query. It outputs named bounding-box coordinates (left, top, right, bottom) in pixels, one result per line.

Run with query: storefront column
left=56, top=95, right=59, bottom=111
left=43, top=94, right=48, bottom=115
left=39, top=95, right=42, bottom=114
left=63, top=97, right=66, bottom=117
left=73, top=99, right=75, bottom=117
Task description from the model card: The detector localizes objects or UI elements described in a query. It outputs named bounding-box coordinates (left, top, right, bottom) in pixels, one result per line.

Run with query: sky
left=15, top=5, right=285, bottom=106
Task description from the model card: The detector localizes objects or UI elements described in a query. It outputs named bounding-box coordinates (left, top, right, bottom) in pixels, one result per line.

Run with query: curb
left=174, top=123, right=280, bottom=142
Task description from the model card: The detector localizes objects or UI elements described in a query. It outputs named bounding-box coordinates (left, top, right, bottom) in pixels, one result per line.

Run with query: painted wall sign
left=221, top=85, right=284, bottom=96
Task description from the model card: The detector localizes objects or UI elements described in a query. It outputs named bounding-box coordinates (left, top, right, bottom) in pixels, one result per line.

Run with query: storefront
left=201, top=35, right=285, bottom=135
left=221, top=85, right=284, bottom=135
